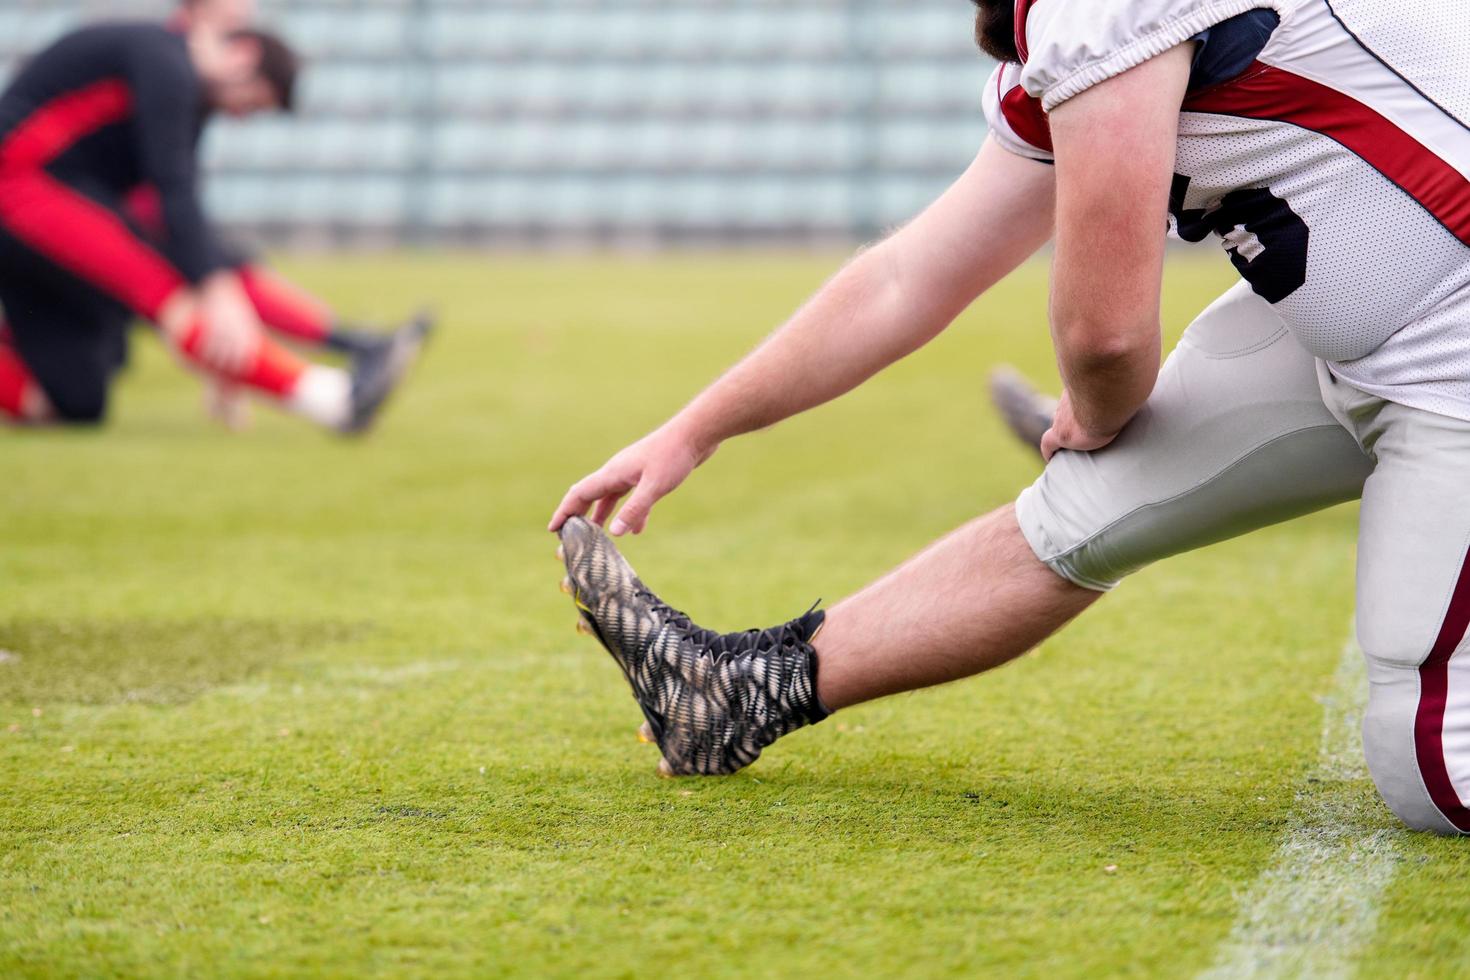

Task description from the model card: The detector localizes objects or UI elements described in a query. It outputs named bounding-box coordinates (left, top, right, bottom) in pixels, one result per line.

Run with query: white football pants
left=1017, top=280, right=1470, bottom=834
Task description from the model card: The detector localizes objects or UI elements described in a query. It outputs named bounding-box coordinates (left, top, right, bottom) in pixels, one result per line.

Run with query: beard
left=973, top=0, right=1019, bottom=63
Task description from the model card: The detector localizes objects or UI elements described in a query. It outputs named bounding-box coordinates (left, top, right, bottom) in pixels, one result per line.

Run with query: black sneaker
left=557, top=516, right=829, bottom=776
left=326, top=327, right=392, bottom=358
left=341, top=310, right=434, bottom=435
left=988, top=366, right=1057, bottom=455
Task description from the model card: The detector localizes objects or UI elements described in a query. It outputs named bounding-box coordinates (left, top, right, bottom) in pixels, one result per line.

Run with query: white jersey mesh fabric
left=988, top=0, right=1470, bottom=420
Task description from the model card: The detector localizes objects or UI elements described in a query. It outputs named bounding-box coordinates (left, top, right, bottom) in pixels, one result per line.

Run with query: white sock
left=287, top=366, right=350, bottom=429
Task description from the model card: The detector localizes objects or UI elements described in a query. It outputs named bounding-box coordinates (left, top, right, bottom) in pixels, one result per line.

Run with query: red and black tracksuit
left=0, top=22, right=327, bottom=423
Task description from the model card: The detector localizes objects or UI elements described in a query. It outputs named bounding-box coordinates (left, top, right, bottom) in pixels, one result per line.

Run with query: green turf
left=2, top=253, right=1466, bottom=977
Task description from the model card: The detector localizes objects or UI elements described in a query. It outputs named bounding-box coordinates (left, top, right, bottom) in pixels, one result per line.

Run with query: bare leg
left=815, top=504, right=1099, bottom=709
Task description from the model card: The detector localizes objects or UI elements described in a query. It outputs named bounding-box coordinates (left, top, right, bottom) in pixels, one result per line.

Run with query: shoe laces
left=634, top=588, right=822, bottom=662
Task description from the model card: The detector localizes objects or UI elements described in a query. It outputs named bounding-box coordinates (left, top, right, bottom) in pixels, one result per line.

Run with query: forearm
left=667, top=139, right=1056, bottom=452
left=1050, top=255, right=1163, bottom=436
left=1054, top=326, right=1160, bottom=437
left=669, top=245, right=927, bottom=449
left=1046, top=46, right=1192, bottom=444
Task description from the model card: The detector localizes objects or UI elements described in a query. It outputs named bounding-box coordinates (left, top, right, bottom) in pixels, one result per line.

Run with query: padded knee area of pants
left=1354, top=553, right=1454, bottom=672
left=1018, top=423, right=1369, bottom=592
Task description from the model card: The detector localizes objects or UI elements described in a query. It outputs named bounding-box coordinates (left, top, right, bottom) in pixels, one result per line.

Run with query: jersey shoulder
left=1019, top=0, right=1283, bottom=111
left=983, top=61, right=1053, bottom=161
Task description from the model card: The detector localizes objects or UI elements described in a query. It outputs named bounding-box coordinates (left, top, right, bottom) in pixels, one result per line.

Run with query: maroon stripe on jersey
left=1000, top=82, right=1053, bottom=153
left=1014, top=0, right=1038, bottom=63
left=1184, top=63, right=1470, bottom=247
left=1414, top=547, right=1470, bottom=832
left=0, top=78, right=131, bottom=169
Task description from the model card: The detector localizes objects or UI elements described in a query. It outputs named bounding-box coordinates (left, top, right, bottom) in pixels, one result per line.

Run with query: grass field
left=3, top=253, right=1469, bottom=977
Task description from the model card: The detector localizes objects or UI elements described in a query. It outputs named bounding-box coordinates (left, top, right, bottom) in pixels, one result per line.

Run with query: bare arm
left=677, top=138, right=1056, bottom=448
left=1039, top=45, right=1191, bottom=459
left=551, top=136, right=1057, bottom=535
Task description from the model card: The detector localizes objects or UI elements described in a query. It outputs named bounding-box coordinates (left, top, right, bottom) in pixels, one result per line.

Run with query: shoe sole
left=557, top=517, right=683, bottom=775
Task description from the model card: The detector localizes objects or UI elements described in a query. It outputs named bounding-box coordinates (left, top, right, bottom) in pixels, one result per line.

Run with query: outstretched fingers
left=550, top=430, right=701, bottom=534
left=550, top=469, right=634, bottom=531
left=590, top=494, right=621, bottom=527
left=609, top=473, right=672, bottom=536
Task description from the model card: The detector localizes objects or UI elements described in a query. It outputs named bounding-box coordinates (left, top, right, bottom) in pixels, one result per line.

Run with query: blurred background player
left=162, top=0, right=409, bottom=363
left=170, top=0, right=255, bottom=32
left=0, top=19, right=430, bottom=430
left=140, top=0, right=425, bottom=427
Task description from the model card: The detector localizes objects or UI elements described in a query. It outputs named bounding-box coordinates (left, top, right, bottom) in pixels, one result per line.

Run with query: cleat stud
left=559, top=577, right=572, bottom=595
left=637, top=722, right=655, bottom=744
left=555, top=545, right=565, bottom=562
left=575, top=618, right=594, bottom=636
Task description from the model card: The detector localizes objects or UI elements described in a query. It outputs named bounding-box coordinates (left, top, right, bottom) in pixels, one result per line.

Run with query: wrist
left=1067, top=406, right=1123, bottom=442
left=156, top=287, right=199, bottom=340
left=1059, top=392, right=1133, bottom=452
left=663, top=411, right=722, bottom=461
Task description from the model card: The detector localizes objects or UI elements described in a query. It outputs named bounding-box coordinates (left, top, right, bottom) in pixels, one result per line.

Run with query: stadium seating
left=0, top=0, right=993, bottom=243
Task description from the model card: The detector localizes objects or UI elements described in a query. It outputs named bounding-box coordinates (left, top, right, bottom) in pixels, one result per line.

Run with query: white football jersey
left=985, top=0, right=1470, bottom=420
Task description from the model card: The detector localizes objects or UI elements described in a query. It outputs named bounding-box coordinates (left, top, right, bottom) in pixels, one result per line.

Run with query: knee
left=1355, top=605, right=1432, bottom=672
left=1015, top=468, right=1129, bottom=593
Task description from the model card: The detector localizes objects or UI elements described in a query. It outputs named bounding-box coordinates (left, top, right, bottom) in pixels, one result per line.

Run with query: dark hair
left=229, top=28, right=300, bottom=111
left=972, top=0, right=1020, bottom=63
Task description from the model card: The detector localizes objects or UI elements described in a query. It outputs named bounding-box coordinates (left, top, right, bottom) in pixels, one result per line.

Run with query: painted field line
left=1199, top=629, right=1404, bottom=980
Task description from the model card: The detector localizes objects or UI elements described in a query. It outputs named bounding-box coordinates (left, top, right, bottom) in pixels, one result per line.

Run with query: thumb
left=610, top=476, right=667, bottom=536
left=1039, top=426, right=1060, bottom=462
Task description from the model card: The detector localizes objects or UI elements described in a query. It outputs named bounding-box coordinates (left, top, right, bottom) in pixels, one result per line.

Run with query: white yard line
left=1199, top=630, right=1404, bottom=980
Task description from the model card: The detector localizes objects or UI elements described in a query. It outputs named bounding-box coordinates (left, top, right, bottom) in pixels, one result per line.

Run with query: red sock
left=180, top=318, right=309, bottom=398
left=0, top=338, right=37, bottom=420
left=238, top=265, right=332, bottom=345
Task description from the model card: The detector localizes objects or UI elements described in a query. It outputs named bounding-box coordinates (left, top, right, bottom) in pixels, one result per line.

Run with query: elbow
left=862, top=243, right=967, bottom=346
left=1054, top=320, right=1158, bottom=376
left=849, top=244, right=932, bottom=338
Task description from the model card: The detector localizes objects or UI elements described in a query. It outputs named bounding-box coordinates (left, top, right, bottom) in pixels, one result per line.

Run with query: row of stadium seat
left=4, top=0, right=995, bottom=238
left=281, top=62, right=987, bottom=119
left=0, top=55, right=989, bottom=122
left=0, top=6, right=979, bottom=60
left=203, top=118, right=986, bottom=172
left=206, top=174, right=945, bottom=227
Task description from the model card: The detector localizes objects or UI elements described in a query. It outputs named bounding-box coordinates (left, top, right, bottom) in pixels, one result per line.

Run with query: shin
left=815, top=505, right=1099, bottom=709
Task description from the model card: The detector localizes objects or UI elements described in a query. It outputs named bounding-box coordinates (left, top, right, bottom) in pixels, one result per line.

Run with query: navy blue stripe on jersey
left=1189, top=10, right=1281, bottom=93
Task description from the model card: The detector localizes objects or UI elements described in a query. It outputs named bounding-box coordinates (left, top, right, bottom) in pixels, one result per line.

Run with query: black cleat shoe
left=557, top=516, right=829, bottom=776
left=325, top=327, right=392, bottom=358
left=988, top=366, right=1058, bottom=456
left=340, top=310, right=435, bottom=435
